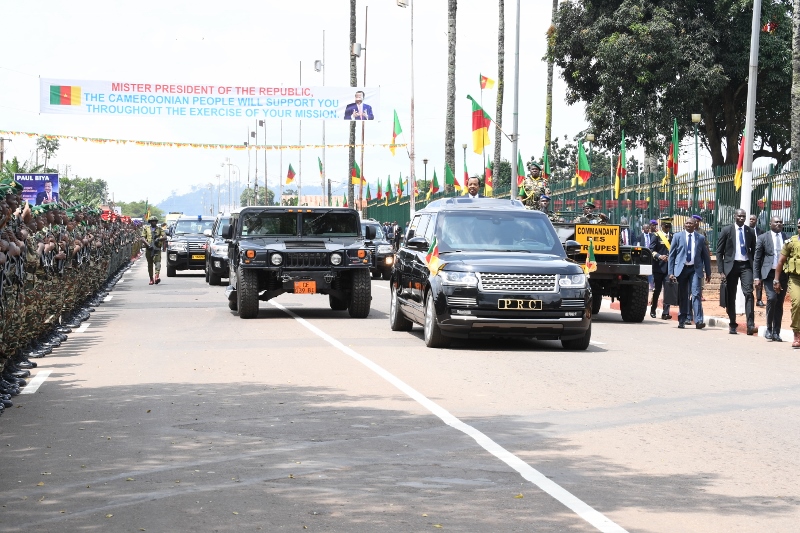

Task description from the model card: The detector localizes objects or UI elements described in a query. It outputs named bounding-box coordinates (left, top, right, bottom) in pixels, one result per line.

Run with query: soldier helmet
left=148, top=215, right=158, bottom=222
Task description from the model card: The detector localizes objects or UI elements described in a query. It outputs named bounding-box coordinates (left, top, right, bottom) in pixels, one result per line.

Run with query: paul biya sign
left=574, top=224, right=619, bottom=255
left=40, top=79, right=381, bottom=121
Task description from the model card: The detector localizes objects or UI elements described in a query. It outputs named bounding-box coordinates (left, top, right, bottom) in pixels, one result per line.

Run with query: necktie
left=687, top=233, right=693, bottom=264
left=774, top=233, right=781, bottom=269
left=739, top=227, right=747, bottom=257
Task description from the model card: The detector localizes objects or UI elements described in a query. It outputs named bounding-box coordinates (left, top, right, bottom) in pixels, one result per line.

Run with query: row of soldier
left=0, top=178, right=141, bottom=417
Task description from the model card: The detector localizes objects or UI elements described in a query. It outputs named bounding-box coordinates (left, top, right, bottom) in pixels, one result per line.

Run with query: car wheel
left=389, top=283, right=413, bottom=331
left=166, top=265, right=176, bottom=277
left=619, top=282, right=648, bottom=323
left=228, top=297, right=238, bottom=311
left=237, top=267, right=259, bottom=318
left=329, top=295, right=349, bottom=310
left=209, top=271, right=222, bottom=286
left=348, top=269, right=372, bottom=318
left=371, top=270, right=381, bottom=279
left=591, top=295, right=602, bottom=315
left=424, top=291, right=450, bottom=348
left=561, top=323, right=591, bottom=350
left=205, top=263, right=210, bottom=283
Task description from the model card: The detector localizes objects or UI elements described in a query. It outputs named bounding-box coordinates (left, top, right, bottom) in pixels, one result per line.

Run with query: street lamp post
left=692, top=114, right=701, bottom=212
left=397, top=0, right=416, bottom=218
left=423, top=158, right=428, bottom=197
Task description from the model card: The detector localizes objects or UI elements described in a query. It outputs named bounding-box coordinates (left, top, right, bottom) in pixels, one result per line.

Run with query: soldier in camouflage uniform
left=774, top=220, right=800, bottom=348
left=140, top=215, right=166, bottom=284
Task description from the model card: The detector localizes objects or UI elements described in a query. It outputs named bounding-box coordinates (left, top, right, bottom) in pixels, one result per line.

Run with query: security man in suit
left=754, top=216, right=788, bottom=341
left=717, top=208, right=757, bottom=335
left=669, top=218, right=712, bottom=329
left=648, top=216, right=674, bottom=319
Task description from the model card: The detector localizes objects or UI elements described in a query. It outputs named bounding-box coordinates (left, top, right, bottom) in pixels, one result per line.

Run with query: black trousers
left=763, top=268, right=787, bottom=334
left=652, top=271, right=670, bottom=312
left=725, top=261, right=754, bottom=329
left=677, top=268, right=693, bottom=324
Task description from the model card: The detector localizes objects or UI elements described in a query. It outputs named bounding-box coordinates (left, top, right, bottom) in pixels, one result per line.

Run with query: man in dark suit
left=669, top=218, right=712, bottom=328
left=343, top=91, right=374, bottom=120
left=750, top=214, right=766, bottom=306
left=717, top=208, right=757, bottom=334
left=619, top=217, right=636, bottom=247
left=35, top=180, right=59, bottom=205
left=754, top=216, right=789, bottom=341
left=639, top=220, right=656, bottom=290
left=648, top=217, right=674, bottom=319
left=466, top=177, right=483, bottom=199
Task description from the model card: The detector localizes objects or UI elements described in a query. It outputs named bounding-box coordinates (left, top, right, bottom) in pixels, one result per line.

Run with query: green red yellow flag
left=615, top=131, right=626, bottom=199
left=342, top=194, right=348, bottom=208
left=397, top=174, right=404, bottom=198
left=425, top=236, right=443, bottom=274
left=318, top=156, right=323, bottom=178
left=366, top=182, right=372, bottom=201
left=583, top=238, right=597, bottom=274
left=376, top=180, right=383, bottom=200
left=49, top=85, right=81, bottom=106
left=445, top=163, right=461, bottom=192
left=466, top=95, right=492, bottom=155
left=484, top=161, right=493, bottom=197
left=668, top=118, right=679, bottom=176
left=542, top=146, right=551, bottom=181
left=384, top=175, right=392, bottom=205
left=576, top=142, right=591, bottom=184
left=390, top=110, right=402, bottom=156
left=285, top=163, right=296, bottom=185
left=479, top=74, right=495, bottom=90
left=734, top=132, right=745, bottom=191
left=351, top=160, right=364, bottom=185
left=462, top=159, right=469, bottom=195
left=427, top=169, right=440, bottom=200
left=517, top=150, right=526, bottom=189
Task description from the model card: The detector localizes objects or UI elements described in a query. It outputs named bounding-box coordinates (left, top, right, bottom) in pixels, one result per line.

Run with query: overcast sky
left=1, top=0, right=699, bottom=205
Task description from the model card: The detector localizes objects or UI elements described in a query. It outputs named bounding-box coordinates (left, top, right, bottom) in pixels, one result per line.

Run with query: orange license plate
left=294, top=281, right=316, bottom=294
left=191, top=254, right=205, bottom=260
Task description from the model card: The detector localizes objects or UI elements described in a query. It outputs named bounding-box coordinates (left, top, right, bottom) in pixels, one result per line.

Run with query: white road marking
left=20, top=370, right=52, bottom=394
left=75, top=323, right=90, bottom=333
left=270, top=301, right=628, bottom=533
left=373, top=284, right=389, bottom=290
left=590, top=340, right=605, bottom=346
left=104, top=295, right=114, bottom=302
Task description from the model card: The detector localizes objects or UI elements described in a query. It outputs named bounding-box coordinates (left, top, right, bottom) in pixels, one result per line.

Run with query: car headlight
left=558, top=273, right=586, bottom=287
left=169, top=241, right=187, bottom=252
left=270, top=253, right=283, bottom=266
left=438, top=271, right=478, bottom=287
left=377, top=244, right=393, bottom=254
left=330, top=253, right=342, bottom=266
left=211, top=244, right=228, bottom=255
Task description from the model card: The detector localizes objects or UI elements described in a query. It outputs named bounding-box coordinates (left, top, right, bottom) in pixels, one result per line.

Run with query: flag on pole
left=427, top=169, right=440, bottom=199
left=445, top=163, right=461, bottom=192
left=466, top=95, right=492, bottom=155
left=479, top=74, right=495, bottom=90
left=376, top=180, right=383, bottom=200
left=286, top=163, right=296, bottom=185
left=615, top=130, right=627, bottom=199
left=390, top=110, right=402, bottom=156
left=734, top=131, right=745, bottom=191
left=397, top=175, right=404, bottom=198
left=484, top=161, right=494, bottom=197
left=541, top=146, right=551, bottom=181
left=384, top=175, right=392, bottom=205
left=144, top=198, right=150, bottom=221
left=425, top=236, right=444, bottom=274
left=583, top=238, right=597, bottom=274
left=366, top=182, right=372, bottom=201
left=517, top=150, right=526, bottom=188
left=335, top=197, right=339, bottom=207
left=413, top=178, right=419, bottom=197
left=342, top=194, right=348, bottom=208
left=351, top=160, right=364, bottom=185
left=462, top=159, right=469, bottom=195
left=576, top=142, right=591, bottom=184
left=667, top=118, right=679, bottom=178
left=318, top=156, right=323, bottom=179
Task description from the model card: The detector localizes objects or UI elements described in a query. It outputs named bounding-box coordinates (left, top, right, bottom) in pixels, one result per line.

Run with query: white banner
left=40, top=78, right=381, bottom=121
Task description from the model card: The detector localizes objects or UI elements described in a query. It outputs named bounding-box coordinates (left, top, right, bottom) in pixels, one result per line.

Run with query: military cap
left=659, top=216, right=673, bottom=224
left=540, top=194, right=550, bottom=200
left=148, top=215, right=158, bottom=222
left=530, top=162, right=542, bottom=170
left=584, top=201, right=596, bottom=209
left=691, top=214, right=703, bottom=221
left=649, top=219, right=658, bottom=225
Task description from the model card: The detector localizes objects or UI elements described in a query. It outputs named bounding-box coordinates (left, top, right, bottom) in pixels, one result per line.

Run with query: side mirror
left=365, top=225, right=377, bottom=240
left=406, top=236, right=429, bottom=251
left=203, top=229, right=212, bottom=237
left=221, top=224, right=233, bottom=239
left=564, top=240, right=581, bottom=257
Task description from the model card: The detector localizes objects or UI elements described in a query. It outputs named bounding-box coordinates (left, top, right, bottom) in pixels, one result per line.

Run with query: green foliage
left=493, top=159, right=512, bottom=190
left=117, top=200, right=164, bottom=219
left=240, top=187, right=275, bottom=206
left=1, top=156, right=42, bottom=180
left=552, top=0, right=793, bottom=167
left=36, top=136, right=60, bottom=169
left=59, top=176, right=108, bottom=207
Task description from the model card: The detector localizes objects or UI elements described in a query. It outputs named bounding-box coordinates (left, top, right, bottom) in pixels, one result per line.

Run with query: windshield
left=240, top=211, right=297, bottom=236
left=173, top=220, right=214, bottom=235
left=436, top=211, right=564, bottom=256
left=303, top=211, right=360, bottom=236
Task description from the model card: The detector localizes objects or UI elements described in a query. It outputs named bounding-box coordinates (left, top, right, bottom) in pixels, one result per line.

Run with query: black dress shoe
left=696, top=322, right=706, bottom=330
left=747, top=327, right=758, bottom=336
left=773, top=335, right=784, bottom=342
left=650, top=311, right=657, bottom=318
left=765, top=330, right=773, bottom=340
left=729, top=327, right=738, bottom=334
left=757, top=300, right=766, bottom=307
left=678, top=323, right=685, bottom=329
left=661, top=314, right=672, bottom=320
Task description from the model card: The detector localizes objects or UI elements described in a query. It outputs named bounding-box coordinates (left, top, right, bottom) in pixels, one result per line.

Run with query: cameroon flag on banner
left=390, top=110, right=402, bottom=156
left=466, top=95, right=492, bottom=155
left=285, top=164, right=296, bottom=185
left=425, top=236, right=443, bottom=275
left=484, top=161, right=494, bottom=197
left=50, top=85, right=81, bottom=106
left=427, top=169, right=440, bottom=200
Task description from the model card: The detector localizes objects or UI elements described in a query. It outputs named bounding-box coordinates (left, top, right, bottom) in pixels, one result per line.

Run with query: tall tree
left=36, top=136, right=60, bottom=171
left=544, top=0, right=558, bottom=155
left=240, top=187, right=275, bottom=207
left=60, top=176, right=108, bottom=206
left=793, top=0, right=800, bottom=167
left=493, top=0, right=505, bottom=175
left=445, top=0, right=458, bottom=193
left=348, top=0, right=357, bottom=207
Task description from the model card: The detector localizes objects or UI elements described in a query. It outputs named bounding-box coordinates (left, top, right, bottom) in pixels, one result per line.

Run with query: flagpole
left=280, top=120, right=283, bottom=205
left=741, top=0, right=762, bottom=213
left=409, top=0, right=416, bottom=219
left=359, top=5, right=369, bottom=213
left=322, top=30, right=327, bottom=206
left=510, top=0, right=522, bottom=199
left=298, top=61, right=303, bottom=207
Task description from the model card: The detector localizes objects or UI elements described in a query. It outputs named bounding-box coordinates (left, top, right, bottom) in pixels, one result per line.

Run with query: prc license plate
left=294, top=281, right=316, bottom=294
left=498, top=299, right=542, bottom=310
left=191, top=254, right=205, bottom=260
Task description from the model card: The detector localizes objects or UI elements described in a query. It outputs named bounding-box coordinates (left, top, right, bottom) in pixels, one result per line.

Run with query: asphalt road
left=2, top=259, right=800, bottom=532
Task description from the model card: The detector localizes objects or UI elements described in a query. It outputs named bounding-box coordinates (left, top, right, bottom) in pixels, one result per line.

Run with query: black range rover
left=389, top=198, right=592, bottom=349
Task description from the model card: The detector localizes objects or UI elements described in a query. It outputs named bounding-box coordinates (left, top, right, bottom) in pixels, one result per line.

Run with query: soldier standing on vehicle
left=649, top=217, right=674, bottom=319
left=773, top=219, right=800, bottom=348
left=140, top=215, right=166, bottom=285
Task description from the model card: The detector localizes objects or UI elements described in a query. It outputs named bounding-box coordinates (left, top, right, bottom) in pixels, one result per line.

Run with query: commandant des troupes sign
left=40, top=78, right=381, bottom=121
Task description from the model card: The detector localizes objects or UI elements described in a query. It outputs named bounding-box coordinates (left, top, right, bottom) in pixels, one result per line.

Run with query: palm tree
left=445, top=0, right=457, bottom=192
left=493, top=0, right=505, bottom=175
left=348, top=0, right=357, bottom=206
left=1, top=156, right=42, bottom=181
left=544, top=0, right=558, bottom=160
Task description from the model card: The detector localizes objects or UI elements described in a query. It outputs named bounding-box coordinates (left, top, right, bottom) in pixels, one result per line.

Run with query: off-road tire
left=237, top=267, right=259, bottom=319
left=620, top=281, right=648, bottom=323
left=561, top=323, right=591, bottom=350
left=228, top=296, right=238, bottom=311
left=205, top=264, right=210, bottom=283
left=590, top=283, right=602, bottom=315
left=424, top=292, right=451, bottom=348
left=389, top=283, right=413, bottom=331
left=348, top=269, right=372, bottom=318
left=166, top=265, right=176, bottom=277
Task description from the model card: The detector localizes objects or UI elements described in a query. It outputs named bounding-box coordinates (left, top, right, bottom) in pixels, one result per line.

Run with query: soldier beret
left=148, top=215, right=158, bottom=222
left=649, top=219, right=658, bottom=225
left=584, top=201, right=596, bottom=208
left=540, top=194, right=550, bottom=200
left=530, top=162, right=542, bottom=170
left=691, top=214, right=702, bottom=221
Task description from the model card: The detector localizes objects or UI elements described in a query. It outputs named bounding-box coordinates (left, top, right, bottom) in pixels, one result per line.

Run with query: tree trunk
left=445, top=0, right=457, bottom=193
left=793, top=0, right=800, bottom=169
left=544, top=0, right=558, bottom=162
left=348, top=0, right=357, bottom=206
left=493, top=0, right=505, bottom=175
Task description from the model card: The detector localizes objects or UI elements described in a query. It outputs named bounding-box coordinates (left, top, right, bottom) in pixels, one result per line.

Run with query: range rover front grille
left=560, top=299, right=586, bottom=308
left=447, top=296, right=477, bottom=307
left=478, top=273, right=558, bottom=292
left=187, top=242, right=205, bottom=253
left=285, top=252, right=328, bottom=268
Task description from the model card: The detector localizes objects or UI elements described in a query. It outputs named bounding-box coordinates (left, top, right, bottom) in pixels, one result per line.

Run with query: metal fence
left=364, top=163, right=800, bottom=251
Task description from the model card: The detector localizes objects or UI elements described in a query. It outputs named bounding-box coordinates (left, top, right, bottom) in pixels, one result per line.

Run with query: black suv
left=166, top=216, right=216, bottom=276
left=389, top=197, right=592, bottom=349
left=204, top=214, right=232, bottom=285
left=361, top=219, right=394, bottom=279
left=223, top=206, right=377, bottom=318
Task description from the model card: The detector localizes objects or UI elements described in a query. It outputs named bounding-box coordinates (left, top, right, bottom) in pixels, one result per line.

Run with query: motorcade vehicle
left=204, top=214, right=232, bottom=285
left=166, top=215, right=216, bottom=277
left=361, top=218, right=394, bottom=279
